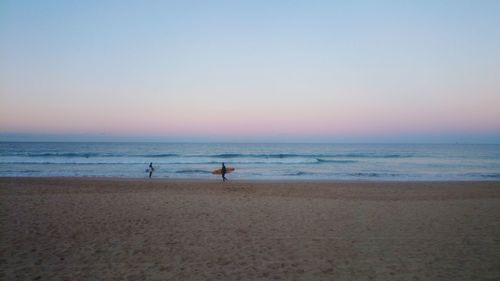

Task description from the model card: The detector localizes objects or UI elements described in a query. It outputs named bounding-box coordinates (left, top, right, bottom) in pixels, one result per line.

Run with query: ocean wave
left=284, top=171, right=314, bottom=176
left=316, top=159, right=357, bottom=164
left=0, top=160, right=317, bottom=165
left=335, top=153, right=411, bottom=158
left=3, top=152, right=414, bottom=159
left=9, top=152, right=179, bottom=158
left=0, top=162, right=144, bottom=165
left=350, top=172, right=380, bottom=177
left=0, top=156, right=367, bottom=165
left=138, top=153, right=178, bottom=157
left=480, top=173, right=500, bottom=178
left=26, top=152, right=103, bottom=158
left=205, top=153, right=412, bottom=159
left=0, top=169, right=40, bottom=173
left=349, top=172, right=402, bottom=178
left=175, top=169, right=211, bottom=174
left=202, top=153, right=312, bottom=158
left=208, top=153, right=243, bottom=158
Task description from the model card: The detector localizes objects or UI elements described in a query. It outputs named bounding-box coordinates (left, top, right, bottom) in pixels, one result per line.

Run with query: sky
left=1, top=0, right=499, bottom=143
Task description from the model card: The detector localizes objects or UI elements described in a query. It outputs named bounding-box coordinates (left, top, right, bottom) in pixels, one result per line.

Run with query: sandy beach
left=1, top=178, right=499, bottom=281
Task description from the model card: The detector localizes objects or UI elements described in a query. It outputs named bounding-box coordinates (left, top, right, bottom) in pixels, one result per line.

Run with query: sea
left=1, top=142, right=499, bottom=180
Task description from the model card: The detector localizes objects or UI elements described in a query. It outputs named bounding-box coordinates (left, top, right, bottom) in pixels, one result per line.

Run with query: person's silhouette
left=148, top=162, right=154, bottom=178
left=221, top=162, right=227, bottom=182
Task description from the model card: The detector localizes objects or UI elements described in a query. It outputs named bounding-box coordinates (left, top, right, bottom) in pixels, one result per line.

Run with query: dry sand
left=1, top=177, right=499, bottom=281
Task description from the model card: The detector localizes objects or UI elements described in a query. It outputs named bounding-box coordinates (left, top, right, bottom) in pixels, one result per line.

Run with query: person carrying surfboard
left=148, top=162, right=155, bottom=178
left=211, top=164, right=234, bottom=178
left=221, top=162, right=227, bottom=182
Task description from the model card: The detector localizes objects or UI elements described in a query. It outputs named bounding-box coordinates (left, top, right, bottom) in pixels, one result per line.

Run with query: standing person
left=221, top=162, right=227, bottom=182
left=148, top=162, right=155, bottom=178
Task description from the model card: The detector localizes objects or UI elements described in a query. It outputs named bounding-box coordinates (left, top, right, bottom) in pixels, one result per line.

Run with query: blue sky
left=1, top=0, right=499, bottom=142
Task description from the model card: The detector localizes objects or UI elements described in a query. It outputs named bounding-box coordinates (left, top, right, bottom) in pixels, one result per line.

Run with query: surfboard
left=212, top=167, right=235, bottom=175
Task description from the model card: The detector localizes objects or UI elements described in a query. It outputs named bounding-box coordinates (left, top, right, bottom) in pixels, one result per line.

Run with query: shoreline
left=2, top=176, right=500, bottom=184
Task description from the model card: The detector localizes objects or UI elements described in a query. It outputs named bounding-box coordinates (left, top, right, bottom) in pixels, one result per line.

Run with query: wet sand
left=1, top=177, right=499, bottom=280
